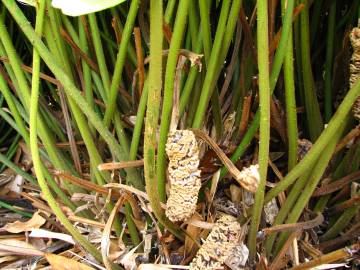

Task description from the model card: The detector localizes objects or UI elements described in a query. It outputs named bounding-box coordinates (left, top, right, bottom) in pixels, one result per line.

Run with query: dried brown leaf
left=0, top=239, right=44, bottom=256
left=184, top=213, right=203, bottom=256
left=0, top=211, right=46, bottom=233
left=29, top=228, right=75, bottom=244
left=45, top=253, right=95, bottom=270
left=101, top=198, right=124, bottom=270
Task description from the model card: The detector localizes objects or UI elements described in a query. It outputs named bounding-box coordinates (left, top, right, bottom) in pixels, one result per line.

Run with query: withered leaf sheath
left=165, top=130, right=201, bottom=222
left=350, top=25, right=360, bottom=120
left=190, top=214, right=241, bottom=270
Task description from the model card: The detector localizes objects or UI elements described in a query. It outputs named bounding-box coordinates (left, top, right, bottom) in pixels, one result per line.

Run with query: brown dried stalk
left=312, top=170, right=360, bottom=197
left=289, top=242, right=360, bottom=270
left=262, top=213, right=324, bottom=235
left=190, top=128, right=258, bottom=193
left=98, top=160, right=144, bottom=171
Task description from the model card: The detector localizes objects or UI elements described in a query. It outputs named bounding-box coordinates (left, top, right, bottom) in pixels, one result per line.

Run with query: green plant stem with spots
left=144, top=0, right=184, bottom=241
left=248, top=0, right=271, bottom=261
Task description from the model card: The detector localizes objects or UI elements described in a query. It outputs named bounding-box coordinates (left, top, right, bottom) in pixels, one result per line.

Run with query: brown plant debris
left=350, top=24, right=360, bottom=120
left=165, top=130, right=201, bottom=222
left=297, top=139, right=313, bottom=161
left=189, top=214, right=244, bottom=270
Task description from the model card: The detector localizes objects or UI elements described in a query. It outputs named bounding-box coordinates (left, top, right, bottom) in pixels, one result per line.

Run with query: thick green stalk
left=88, top=13, right=111, bottom=89
left=28, top=0, right=103, bottom=262
left=264, top=169, right=313, bottom=253
left=314, top=133, right=359, bottom=212
left=157, top=0, right=189, bottom=202
left=264, top=75, right=360, bottom=205
left=248, top=0, right=271, bottom=260
left=78, top=17, right=95, bottom=134
left=192, top=0, right=231, bottom=128
left=129, top=82, right=149, bottom=160
left=310, top=0, right=324, bottom=47
left=274, top=129, right=343, bottom=254
left=0, top=20, right=71, bottom=174
left=300, top=0, right=323, bottom=141
left=103, top=0, right=139, bottom=127
left=179, top=34, right=203, bottom=116
left=87, top=26, right=143, bottom=188
left=0, top=73, right=29, bottom=146
left=110, top=8, right=137, bottom=66
left=282, top=0, right=298, bottom=170
left=199, top=0, right=212, bottom=61
left=144, top=0, right=183, bottom=241
left=198, top=0, right=222, bottom=138
left=242, top=77, right=360, bottom=230
left=220, top=0, right=295, bottom=177
left=324, top=0, right=336, bottom=122
left=46, top=7, right=106, bottom=194
left=164, top=0, right=177, bottom=24
left=2, top=0, right=129, bottom=167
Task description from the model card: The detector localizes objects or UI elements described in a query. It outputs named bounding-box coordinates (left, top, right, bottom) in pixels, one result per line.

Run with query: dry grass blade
left=262, top=213, right=324, bottom=235
left=60, top=28, right=99, bottom=73
left=45, top=253, right=95, bottom=270
left=101, top=198, right=124, bottom=270
left=190, top=128, right=258, bottom=193
left=289, top=242, right=360, bottom=270
left=29, top=229, right=75, bottom=244
left=138, top=264, right=192, bottom=269
left=0, top=56, right=60, bottom=85
left=98, top=160, right=144, bottom=171
left=59, top=88, right=83, bottom=175
left=326, top=195, right=360, bottom=214
left=269, top=231, right=300, bottom=270
left=334, top=125, right=360, bottom=153
left=312, top=170, right=360, bottom=197
left=0, top=239, right=44, bottom=256
left=238, top=92, right=252, bottom=138
left=53, top=170, right=118, bottom=198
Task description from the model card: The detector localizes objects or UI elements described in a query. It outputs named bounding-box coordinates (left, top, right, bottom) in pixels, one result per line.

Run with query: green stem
left=88, top=13, right=111, bottom=90
left=310, top=0, right=324, bottom=47
left=220, top=0, right=295, bottom=178
left=129, top=82, right=148, bottom=160
left=157, top=0, right=189, bottom=203
left=198, top=0, right=223, bottom=138
left=274, top=128, right=343, bottom=254
left=144, top=0, right=184, bottom=241
left=28, top=0, right=104, bottom=262
left=192, top=0, right=231, bottom=128
left=164, top=0, right=177, bottom=25
left=0, top=200, right=33, bottom=218
left=324, top=0, right=336, bottom=122
left=2, top=0, right=129, bottom=167
left=321, top=203, right=360, bottom=241
left=103, top=0, right=139, bottom=127
left=300, top=0, right=323, bottom=141
left=248, top=0, right=271, bottom=260
left=264, top=168, right=313, bottom=253
left=0, top=18, right=72, bottom=176
left=0, top=72, right=29, bottom=146
left=282, top=0, right=298, bottom=171
left=264, top=75, right=360, bottom=205
left=78, top=16, right=95, bottom=135
left=0, top=152, right=37, bottom=185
